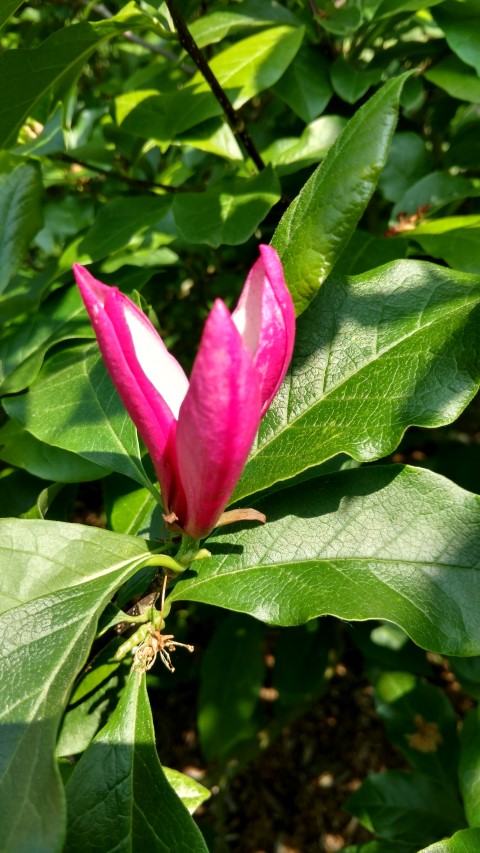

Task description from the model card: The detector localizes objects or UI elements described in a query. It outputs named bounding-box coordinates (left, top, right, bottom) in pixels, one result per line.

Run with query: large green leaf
left=0, top=285, right=94, bottom=395
left=2, top=343, right=156, bottom=494
left=271, top=74, right=409, bottom=314
left=171, top=465, right=480, bottom=656
left=116, top=25, right=304, bottom=141
left=0, top=3, right=146, bottom=147
left=65, top=675, right=208, bottom=852
left=418, top=829, right=480, bottom=852
left=0, top=519, right=160, bottom=853
left=233, top=260, right=480, bottom=504
left=0, top=161, right=43, bottom=295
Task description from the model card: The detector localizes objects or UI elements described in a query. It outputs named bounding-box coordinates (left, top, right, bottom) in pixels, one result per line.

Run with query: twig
left=56, top=152, right=196, bottom=193
left=164, top=0, right=266, bottom=171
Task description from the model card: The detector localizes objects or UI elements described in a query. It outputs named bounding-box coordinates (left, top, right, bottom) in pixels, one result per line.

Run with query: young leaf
left=234, top=260, right=480, bottom=503
left=271, top=73, right=410, bottom=314
left=65, top=675, right=208, bottom=852
left=171, top=465, right=480, bottom=656
left=0, top=519, right=161, bottom=853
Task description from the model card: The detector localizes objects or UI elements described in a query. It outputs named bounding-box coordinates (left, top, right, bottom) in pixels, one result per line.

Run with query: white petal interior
left=124, top=307, right=189, bottom=418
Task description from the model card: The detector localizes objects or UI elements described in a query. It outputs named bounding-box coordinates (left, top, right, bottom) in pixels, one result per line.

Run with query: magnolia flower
left=73, top=245, right=295, bottom=540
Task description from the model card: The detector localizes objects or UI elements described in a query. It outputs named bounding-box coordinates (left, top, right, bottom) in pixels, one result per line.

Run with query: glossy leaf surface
left=234, top=260, right=480, bottom=503
left=0, top=519, right=159, bottom=853
left=171, top=466, right=480, bottom=656
left=271, top=74, right=409, bottom=314
left=65, top=675, right=208, bottom=852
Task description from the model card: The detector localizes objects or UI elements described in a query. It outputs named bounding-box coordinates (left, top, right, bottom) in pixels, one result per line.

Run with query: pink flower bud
left=74, top=246, right=295, bottom=539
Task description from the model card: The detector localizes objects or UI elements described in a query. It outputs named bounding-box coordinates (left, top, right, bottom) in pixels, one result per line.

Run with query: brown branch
left=164, top=0, right=266, bottom=172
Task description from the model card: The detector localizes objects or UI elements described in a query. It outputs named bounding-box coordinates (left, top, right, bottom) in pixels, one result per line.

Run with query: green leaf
left=433, top=1, right=480, bottom=76
left=0, top=420, right=108, bottom=483
left=233, top=260, right=480, bottom=503
left=392, top=172, right=480, bottom=221
left=459, top=705, right=480, bottom=827
left=425, top=56, right=480, bottom=104
left=0, top=161, right=43, bottom=294
left=375, top=0, right=444, bottom=18
left=0, top=519, right=160, bottom=853
left=77, top=196, right=172, bottom=265
left=0, top=467, right=47, bottom=518
left=171, top=465, right=480, bottom=656
left=450, top=657, right=480, bottom=701
left=198, top=614, right=265, bottom=759
left=163, top=768, right=211, bottom=815
left=346, top=770, right=465, bottom=847
left=407, top=216, right=480, bottom=274
left=262, top=115, right=346, bottom=175
left=344, top=843, right=416, bottom=853
left=418, top=829, right=480, bottom=852
left=334, top=230, right=408, bottom=275
left=374, top=673, right=458, bottom=788
left=317, top=2, right=362, bottom=35
left=273, top=46, right=332, bottom=122
left=378, top=132, right=430, bottom=203
left=104, top=474, right=166, bottom=539
left=116, top=25, right=304, bottom=140
left=271, top=74, right=409, bottom=314
left=330, top=58, right=382, bottom=104
left=173, top=168, right=281, bottom=248
left=0, top=0, right=25, bottom=30
left=0, top=285, right=94, bottom=395
left=65, top=675, right=208, bottom=852
left=0, top=2, right=147, bottom=147
left=2, top=343, right=156, bottom=493
left=189, top=0, right=300, bottom=47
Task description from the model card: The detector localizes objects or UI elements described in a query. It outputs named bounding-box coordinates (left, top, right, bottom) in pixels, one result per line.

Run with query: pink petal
left=232, top=245, right=295, bottom=415
left=73, top=264, right=188, bottom=514
left=175, top=299, right=262, bottom=539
